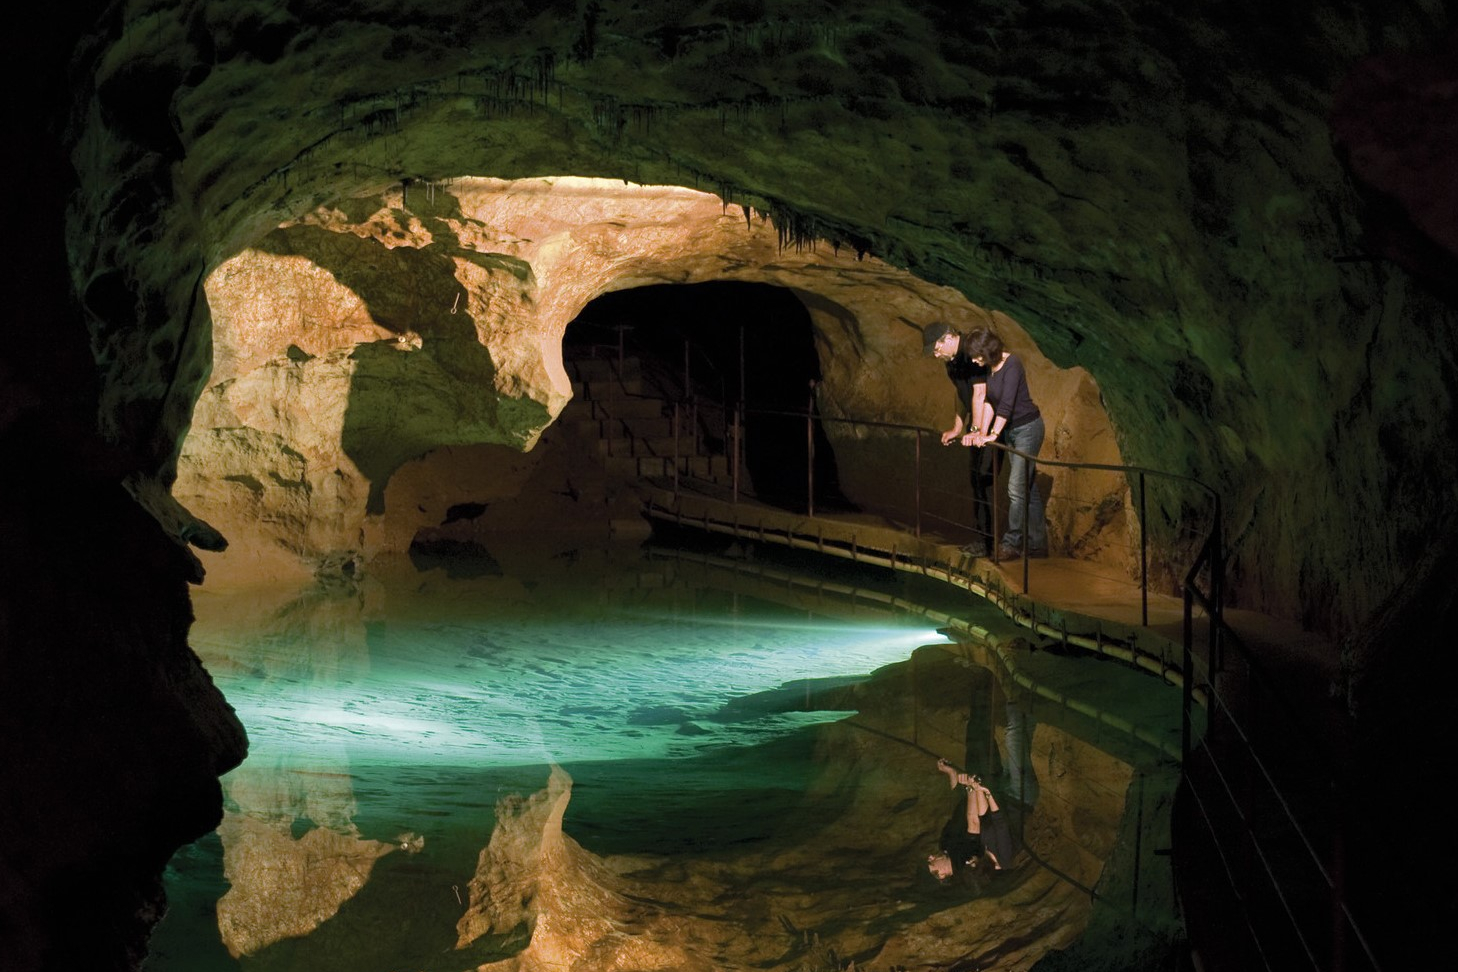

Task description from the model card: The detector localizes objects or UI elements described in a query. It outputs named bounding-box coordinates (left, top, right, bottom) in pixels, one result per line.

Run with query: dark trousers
left=969, top=446, right=995, bottom=544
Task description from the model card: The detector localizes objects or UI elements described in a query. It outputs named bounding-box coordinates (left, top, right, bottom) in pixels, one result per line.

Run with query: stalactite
left=769, top=203, right=820, bottom=254
left=572, top=0, right=602, bottom=62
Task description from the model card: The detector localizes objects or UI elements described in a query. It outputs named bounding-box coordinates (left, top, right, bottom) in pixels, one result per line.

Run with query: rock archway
left=177, top=176, right=1123, bottom=587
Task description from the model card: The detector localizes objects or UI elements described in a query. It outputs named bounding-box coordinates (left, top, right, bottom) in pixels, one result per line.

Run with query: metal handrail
left=696, top=399, right=1218, bottom=618
left=713, top=400, right=1373, bottom=968
left=570, top=340, right=1378, bottom=971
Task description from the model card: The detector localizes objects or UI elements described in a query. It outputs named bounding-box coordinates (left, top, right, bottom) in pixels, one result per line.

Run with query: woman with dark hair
left=933, top=757, right=1016, bottom=872
left=963, top=327, right=1048, bottom=559
left=926, top=764, right=985, bottom=887
left=928, top=789, right=983, bottom=871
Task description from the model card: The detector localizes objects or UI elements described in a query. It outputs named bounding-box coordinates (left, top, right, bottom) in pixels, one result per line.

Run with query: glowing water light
left=150, top=548, right=966, bottom=968
left=209, top=609, right=946, bottom=768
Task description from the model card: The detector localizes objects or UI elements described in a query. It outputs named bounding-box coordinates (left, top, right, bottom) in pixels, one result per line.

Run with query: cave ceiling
left=61, top=0, right=1458, bottom=634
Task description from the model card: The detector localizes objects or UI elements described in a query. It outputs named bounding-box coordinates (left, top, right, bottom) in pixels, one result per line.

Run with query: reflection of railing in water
left=644, top=492, right=1204, bottom=705
left=648, top=543, right=1182, bottom=934
left=570, top=331, right=1382, bottom=972
left=648, top=544, right=1189, bottom=763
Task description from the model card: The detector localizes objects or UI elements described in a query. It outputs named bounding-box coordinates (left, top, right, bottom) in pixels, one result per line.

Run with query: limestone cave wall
left=173, top=176, right=1125, bottom=587
left=65, top=0, right=1458, bottom=637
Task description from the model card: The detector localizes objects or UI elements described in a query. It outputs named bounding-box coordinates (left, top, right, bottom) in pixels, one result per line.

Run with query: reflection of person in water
left=1003, top=702, right=1040, bottom=806
left=935, top=757, right=1016, bottom=871
left=926, top=810, right=983, bottom=886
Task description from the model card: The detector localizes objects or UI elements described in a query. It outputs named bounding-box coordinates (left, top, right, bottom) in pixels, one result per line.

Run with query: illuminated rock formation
left=447, top=675, right=1139, bottom=972
left=216, top=800, right=399, bottom=957
left=176, top=176, right=1122, bottom=585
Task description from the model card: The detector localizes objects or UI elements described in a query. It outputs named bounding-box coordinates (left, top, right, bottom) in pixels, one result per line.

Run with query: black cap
left=923, top=322, right=953, bottom=356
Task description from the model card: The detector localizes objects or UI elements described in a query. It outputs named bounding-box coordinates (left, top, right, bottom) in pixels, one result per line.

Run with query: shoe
left=997, top=545, right=1021, bottom=560
left=959, top=541, right=988, bottom=558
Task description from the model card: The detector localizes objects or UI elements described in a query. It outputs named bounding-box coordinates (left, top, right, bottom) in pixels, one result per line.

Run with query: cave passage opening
left=564, top=280, right=853, bottom=511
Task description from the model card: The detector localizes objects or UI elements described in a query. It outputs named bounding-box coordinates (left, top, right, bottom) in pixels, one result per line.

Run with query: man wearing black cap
left=923, top=322, right=995, bottom=557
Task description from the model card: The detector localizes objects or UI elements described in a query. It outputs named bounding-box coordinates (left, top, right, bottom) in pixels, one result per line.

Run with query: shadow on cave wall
left=254, top=193, right=540, bottom=514
left=564, top=280, right=854, bottom=512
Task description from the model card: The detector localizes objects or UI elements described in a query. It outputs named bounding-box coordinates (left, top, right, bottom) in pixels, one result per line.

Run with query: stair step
left=687, top=455, right=730, bottom=478
left=571, top=377, right=646, bottom=397
left=569, top=416, right=676, bottom=440
left=595, top=436, right=706, bottom=458
left=608, top=517, right=654, bottom=540
left=603, top=455, right=731, bottom=480
left=567, top=357, right=641, bottom=380
left=584, top=397, right=666, bottom=420
left=605, top=456, right=661, bottom=478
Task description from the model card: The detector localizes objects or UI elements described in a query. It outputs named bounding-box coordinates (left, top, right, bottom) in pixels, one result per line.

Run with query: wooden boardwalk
left=643, top=485, right=1224, bottom=765
left=644, top=483, right=1361, bottom=970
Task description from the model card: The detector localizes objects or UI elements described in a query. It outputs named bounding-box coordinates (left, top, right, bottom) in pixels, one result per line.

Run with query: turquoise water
left=146, top=542, right=957, bottom=970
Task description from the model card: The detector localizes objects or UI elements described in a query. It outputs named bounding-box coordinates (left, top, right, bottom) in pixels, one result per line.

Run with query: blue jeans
left=1002, top=416, right=1046, bottom=552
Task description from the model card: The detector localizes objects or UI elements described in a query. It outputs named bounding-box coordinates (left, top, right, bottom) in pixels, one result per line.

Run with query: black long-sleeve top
left=982, top=353, right=1040, bottom=429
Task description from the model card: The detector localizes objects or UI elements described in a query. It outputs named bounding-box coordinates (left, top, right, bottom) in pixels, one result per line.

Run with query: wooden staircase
left=563, top=353, right=733, bottom=489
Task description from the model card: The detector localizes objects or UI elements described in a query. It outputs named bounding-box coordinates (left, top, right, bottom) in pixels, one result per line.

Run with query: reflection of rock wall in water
left=194, top=585, right=400, bottom=958
left=457, top=766, right=708, bottom=972
left=216, top=759, right=401, bottom=957
left=216, top=819, right=395, bottom=957
left=450, top=649, right=1145, bottom=971
left=175, top=556, right=1170, bottom=969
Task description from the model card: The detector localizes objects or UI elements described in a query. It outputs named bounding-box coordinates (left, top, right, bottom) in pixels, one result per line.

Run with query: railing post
left=1211, top=494, right=1223, bottom=672
left=991, top=448, right=1003, bottom=564
left=683, top=338, right=690, bottom=399
left=806, top=381, right=816, bottom=518
left=732, top=403, right=741, bottom=503
left=603, top=371, right=614, bottom=459
left=672, top=400, right=680, bottom=499
left=1021, top=446, right=1031, bottom=593
left=1133, top=769, right=1144, bottom=917
left=739, top=325, right=746, bottom=413
left=1182, top=588, right=1194, bottom=766
left=914, top=428, right=922, bottom=539
left=1139, top=472, right=1149, bottom=627
left=613, top=324, right=628, bottom=417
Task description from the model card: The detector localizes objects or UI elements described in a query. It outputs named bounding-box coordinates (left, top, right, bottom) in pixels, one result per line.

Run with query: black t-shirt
left=945, top=339, right=989, bottom=426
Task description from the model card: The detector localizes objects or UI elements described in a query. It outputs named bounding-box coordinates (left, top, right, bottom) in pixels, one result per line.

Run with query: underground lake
left=145, top=539, right=1186, bottom=971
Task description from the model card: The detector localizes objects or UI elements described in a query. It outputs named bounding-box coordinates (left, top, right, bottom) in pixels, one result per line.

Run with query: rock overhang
left=61, top=0, right=1458, bottom=634
left=179, top=174, right=1118, bottom=586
